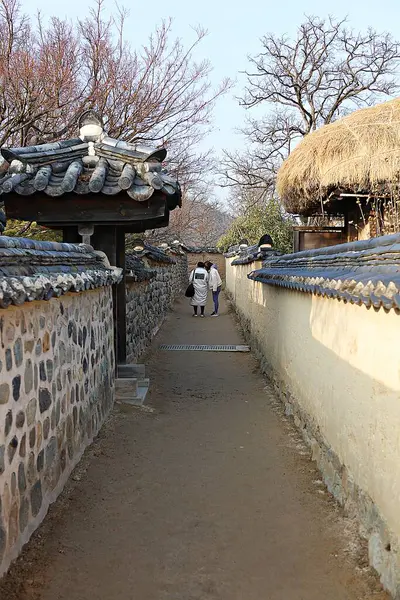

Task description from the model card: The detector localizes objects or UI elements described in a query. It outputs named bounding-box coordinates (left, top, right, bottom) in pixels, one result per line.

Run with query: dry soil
left=0, top=295, right=389, bottom=600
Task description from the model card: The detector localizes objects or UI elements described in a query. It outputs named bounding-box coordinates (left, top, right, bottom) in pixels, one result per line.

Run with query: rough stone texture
left=0, top=287, right=115, bottom=578
left=0, top=385, right=9, bottom=405
left=0, top=448, right=4, bottom=475
left=126, top=254, right=188, bottom=362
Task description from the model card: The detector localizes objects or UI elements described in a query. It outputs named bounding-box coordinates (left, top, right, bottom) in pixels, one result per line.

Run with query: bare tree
left=145, top=168, right=232, bottom=247
left=0, top=0, right=233, bottom=241
left=0, top=0, right=231, bottom=155
left=221, top=15, right=400, bottom=196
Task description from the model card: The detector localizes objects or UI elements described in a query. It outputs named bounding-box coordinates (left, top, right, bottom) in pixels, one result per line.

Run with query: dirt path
left=0, top=295, right=388, bottom=600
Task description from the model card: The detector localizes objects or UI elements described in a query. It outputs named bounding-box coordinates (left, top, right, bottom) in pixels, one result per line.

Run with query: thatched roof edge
left=277, top=97, right=400, bottom=214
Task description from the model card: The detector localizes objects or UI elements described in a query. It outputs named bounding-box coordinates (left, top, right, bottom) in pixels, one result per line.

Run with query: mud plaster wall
left=187, top=253, right=225, bottom=279
left=126, top=256, right=188, bottom=362
left=0, top=287, right=115, bottom=577
left=225, top=258, right=400, bottom=598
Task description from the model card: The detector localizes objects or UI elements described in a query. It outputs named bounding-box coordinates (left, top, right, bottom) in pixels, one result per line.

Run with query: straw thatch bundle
left=277, top=97, right=400, bottom=214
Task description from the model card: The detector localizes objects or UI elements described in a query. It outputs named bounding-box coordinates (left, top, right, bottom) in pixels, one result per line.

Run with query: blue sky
left=25, top=0, right=400, bottom=200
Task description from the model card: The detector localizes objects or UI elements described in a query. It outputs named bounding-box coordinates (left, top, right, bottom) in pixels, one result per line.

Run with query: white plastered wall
left=225, top=258, right=400, bottom=547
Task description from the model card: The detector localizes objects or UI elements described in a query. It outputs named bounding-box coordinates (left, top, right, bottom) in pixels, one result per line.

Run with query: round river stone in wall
left=13, top=338, right=23, bottom=367
left=39, top=362, right=46, bottom=382
left=29, top=427, right=36, bottom=449
left=24, top=359, right=33, bottom=394
left=26, top=398, right=37, bottom=427
left=43, top=417, right=50, bottom=440
left=35, top=339, right=42, bottom=356
left=10, top=472, right=16, bottom=495
left=30, top=481, right=42, bottom=517
left=24, top=339, right=34, bottom=354
left=5, top=411, right=13, bottom=437
left=5, top=349, right=12, bottom=371
left=19, top=434, right=26, bottom=458
left=16, top=411, right=25, bottom=428
left=6, top=324, right=15, bottom=342
left=8, top=437, right=18, bottom=463
left=12, top=376, right=21, bottom=401
left=27, top=453, right=35, bottom=485
left=36, top=449, right=44, bottom=472
left=46, top=360, right=54, bottom=382
left=45, top=437, right=57, bottom=467
left=0, top=383, right=10, bottom=405
left=39, top=389, right=52, bottom=413
left=0, top=446, right=5, bottom=474
left=43, top=331, right=50, bottom=353
left=18, top=462, right=26, bottom=492
left=19, top=497, right=29, bottom=534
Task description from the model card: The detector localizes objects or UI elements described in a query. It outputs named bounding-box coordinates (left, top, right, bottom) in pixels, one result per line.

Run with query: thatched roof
left=277, top=97, right=400, bottom=214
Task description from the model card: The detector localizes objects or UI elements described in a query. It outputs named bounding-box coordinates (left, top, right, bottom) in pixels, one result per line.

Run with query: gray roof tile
left=247, top=233, right=400, bottom=311
left=0, top=111, right=181, bottom=207
left=0, top=236, right=122, bottom=308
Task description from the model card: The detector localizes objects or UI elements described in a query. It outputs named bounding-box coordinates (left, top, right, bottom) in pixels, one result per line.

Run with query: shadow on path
left=0, top=295, right=389, bottom=600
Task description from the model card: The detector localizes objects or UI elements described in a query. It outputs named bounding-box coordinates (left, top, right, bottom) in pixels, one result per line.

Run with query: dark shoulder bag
left=185, top=269, right=196, bottom=297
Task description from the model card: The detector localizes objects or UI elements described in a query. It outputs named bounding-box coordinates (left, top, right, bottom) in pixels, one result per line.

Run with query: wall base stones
left=0, top=287, right=115, bottom=577
left=227, top=290, right=400, bottom=599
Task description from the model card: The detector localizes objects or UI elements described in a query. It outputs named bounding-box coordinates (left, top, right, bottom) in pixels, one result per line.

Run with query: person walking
left=205, top=262, right=222, bottom=317
left=189, top=262, right=209, bottom=317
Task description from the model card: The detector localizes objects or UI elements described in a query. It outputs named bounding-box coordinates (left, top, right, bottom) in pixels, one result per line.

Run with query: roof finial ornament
left=79, top=110, right=104, bottom=142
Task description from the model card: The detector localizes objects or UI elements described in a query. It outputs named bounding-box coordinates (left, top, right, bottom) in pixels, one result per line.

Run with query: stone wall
left=0, top=288, right=115, bottom=576
left=126, top=254, right=188, bottom=362
left=225, top=236, right=400, bottom=598
left=0, top=236, right=121, bottom=578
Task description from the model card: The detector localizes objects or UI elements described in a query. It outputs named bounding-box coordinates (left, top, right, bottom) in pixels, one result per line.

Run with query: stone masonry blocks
left=0, top=287, right=115, bottom=577
left=126, top=255, right=188, bottom=362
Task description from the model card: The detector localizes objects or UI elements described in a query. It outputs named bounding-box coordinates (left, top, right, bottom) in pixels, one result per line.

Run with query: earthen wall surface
left=226, top=256, right=400, bottom=597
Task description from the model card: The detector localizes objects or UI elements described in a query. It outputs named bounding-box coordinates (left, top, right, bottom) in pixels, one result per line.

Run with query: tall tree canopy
left=217, top=195, right=294, bottom=254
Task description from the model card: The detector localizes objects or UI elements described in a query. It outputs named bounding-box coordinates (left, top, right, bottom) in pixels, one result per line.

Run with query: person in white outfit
left=189, top=262, right=209, bottom=317
left=205, top=262, right=222, bottom=316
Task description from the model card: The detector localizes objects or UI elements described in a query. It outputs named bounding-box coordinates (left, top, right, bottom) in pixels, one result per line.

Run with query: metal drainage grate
left=159, top=344, right=250, bottom=352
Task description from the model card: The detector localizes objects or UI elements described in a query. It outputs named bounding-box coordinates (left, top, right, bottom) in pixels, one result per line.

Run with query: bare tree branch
left=0, top=0, right=232, bottom=164
left=220, top=15, right=400, bottom=211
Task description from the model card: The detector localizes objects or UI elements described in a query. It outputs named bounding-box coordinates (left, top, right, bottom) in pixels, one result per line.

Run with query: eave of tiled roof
left=230, top=245, right=283, bottom=265
left=0, top=111, right=181, bottom=207
left=247, top=233, right=400, bottom=310
left=0, top=236, right=122, bottom=308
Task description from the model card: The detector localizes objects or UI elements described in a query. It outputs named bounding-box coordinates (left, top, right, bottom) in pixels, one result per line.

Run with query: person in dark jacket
left=258, top=234, right=273, bottom=250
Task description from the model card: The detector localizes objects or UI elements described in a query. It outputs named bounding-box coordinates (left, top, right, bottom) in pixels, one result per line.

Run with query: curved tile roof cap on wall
left=0, top=110, right=181, bottom=206
left=247, top=233, right=400, bottom=311
left=180, top=244, right=221, bottom=254
left=0, top=235, right=122, bottom=308
left=127, top=243, right=177, bottom=265
left=230, top=245, right=283, bottom=265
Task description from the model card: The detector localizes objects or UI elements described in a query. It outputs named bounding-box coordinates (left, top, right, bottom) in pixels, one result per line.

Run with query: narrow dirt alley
left=0, top=296, right=388, bottom=600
